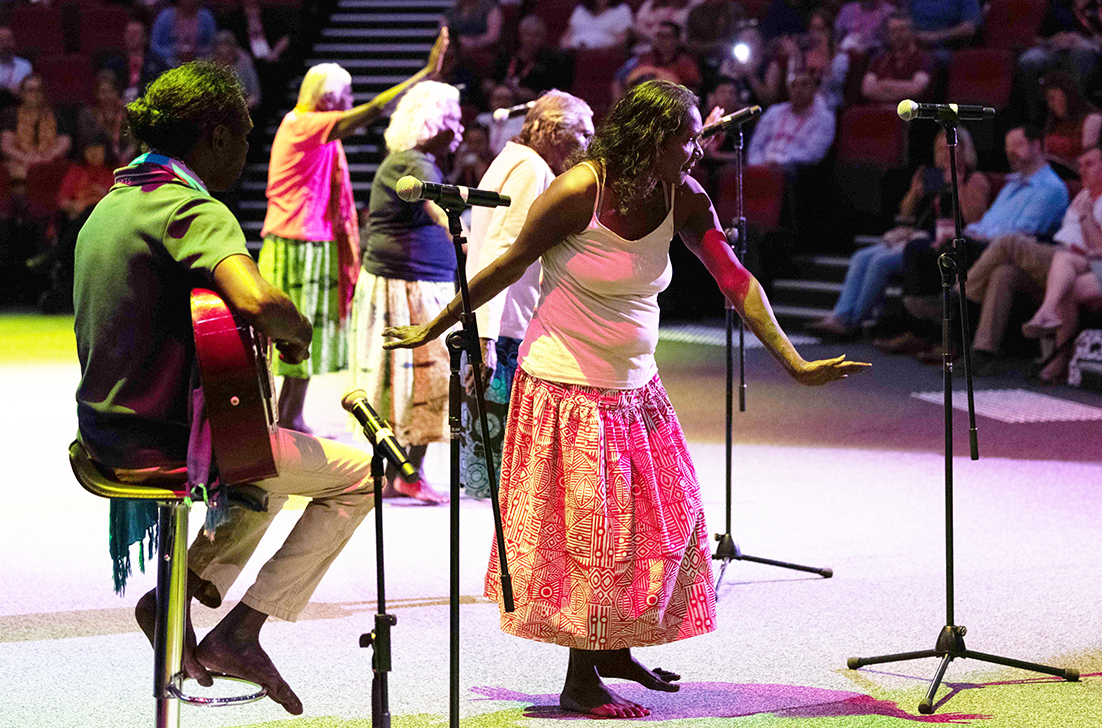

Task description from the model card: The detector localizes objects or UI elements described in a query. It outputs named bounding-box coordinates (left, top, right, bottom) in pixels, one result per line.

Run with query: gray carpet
left=2, top=321, right=1100, bottom=728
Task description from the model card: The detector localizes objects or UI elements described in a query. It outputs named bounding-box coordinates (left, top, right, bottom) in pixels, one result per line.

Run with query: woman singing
left=384, top=80, right=867, bottom=717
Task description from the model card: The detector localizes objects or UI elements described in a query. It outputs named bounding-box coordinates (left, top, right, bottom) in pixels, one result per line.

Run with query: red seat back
left=947, top=48, right=1014, bottom=110
left=79, top=5, right=132, bottom=55
left=529, top=0, right=580, bottom=48
left=983, top=0, right=1047, bottom=50
left=11, top=5, right=67, bottom=56
left=836, top=104, right=908, bottom=169
left=34, top=54, right=96, bottom=108
left=713, top=164, right=786, bottom=233
left=571, top=46, right=628, bottom=119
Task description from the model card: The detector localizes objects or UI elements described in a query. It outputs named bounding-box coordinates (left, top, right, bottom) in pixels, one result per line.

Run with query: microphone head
left=897, top=99, right=918, bottom=122
left=341, top=389, right=369, bottom=412
left=492, top=107, right=509, bottom=122
left=395, top=175, right=423, bottom=203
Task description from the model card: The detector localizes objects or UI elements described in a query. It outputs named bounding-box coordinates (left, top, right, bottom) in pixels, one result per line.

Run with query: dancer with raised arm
left=384, top=80, right=869, bottom=718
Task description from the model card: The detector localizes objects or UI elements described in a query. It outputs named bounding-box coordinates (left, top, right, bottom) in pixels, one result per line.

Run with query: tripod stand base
left=848, top=625, right=1079, bottom=714
left=712, top=533, right=832, bottom=590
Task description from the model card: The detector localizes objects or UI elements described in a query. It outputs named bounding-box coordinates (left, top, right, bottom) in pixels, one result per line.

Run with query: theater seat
left=947, top=48, right=1014, bottom=111
left=983, top=0, right=1047, bottom=51
left=34, top=54, right=96, bottom=109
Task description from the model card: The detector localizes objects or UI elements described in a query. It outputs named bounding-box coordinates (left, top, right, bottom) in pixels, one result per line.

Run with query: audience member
left=438, top=35, right=484, bottom=111
left=77, top=71, right=136, bottom=167
left=861, top=11, right=933, bottom=104
left=1039, top=71, right=1101, bottom=178
left=779, top=8, right=850, bottom=111
left=963, top=146, right=1101, bottom=377
left=716, top=25, right=784, bottom=107
left=442, top=0, right=502, bottom=51
left=149, top=0, right=218, bottom=69
left=493, top=15, right=569, bottom=102
left=747, top=69, right=835, bottom=173
left=1018, top=0, right=1102, bottom=123
left=450, top=123, right=493, bottom=187
left=834, top=0, right=891, bottom=53
left=684, top=0, right=744, bottom=59
left=0, top=74, right=71, bottom=184
left=213, top=30, right=261, bottom=112
left=240, top=0, right=291, bottom=64
left=759, top=0, right=806, bottom=42
left=0, top=26, right=31, bottom=108
left=906, top=0, right=979, bottom=65
left=615, top=21, right=702, bottom=99
left=1018, top=145, right=1102, bottom=382
left=561, top=0, right=634, bottom=50
left=632, top=0, right=696, bottom=53
left=876, top=126, right=1069, bottom=359
left=812, top=127, right=988, bottom=338
left=477, top=84, right=525, bottom=155
left=99, top=20, right=163, bottom=104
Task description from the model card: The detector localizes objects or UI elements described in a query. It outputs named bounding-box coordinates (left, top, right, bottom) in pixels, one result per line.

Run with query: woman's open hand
left=792, top=355, right=871, bottom=386
left=382, top=324, right=434, bottom=350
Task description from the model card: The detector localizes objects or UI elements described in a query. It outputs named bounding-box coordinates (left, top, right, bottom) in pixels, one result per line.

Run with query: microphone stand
left=712, top=119, right=832, bottom=593
left=441, top=204, right=514, bottom=728
left=846, top=120, right=1079, bottom=713
left=357, top=452, right=396, bottom=728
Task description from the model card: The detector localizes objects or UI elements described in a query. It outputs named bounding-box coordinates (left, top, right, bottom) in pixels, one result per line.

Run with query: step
left=351, top=74, right=419, bottom=85
left=772, top=279, right=840, bottom=311
left=321, top=27, right=440, bottom=39
left=771, top=303, right=832, bottom=320
left=339, top=0, right=453, bottom=8
left=307, top=45, right=433, bottom=60
left=332, top=13, right=445, bottom=23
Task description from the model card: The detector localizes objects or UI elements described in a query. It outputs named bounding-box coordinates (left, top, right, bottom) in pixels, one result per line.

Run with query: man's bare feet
left=196, top=603, right=303, bottom=715
left=135, top=589, right=213, bottom=687
left=594, top=648, right=680, bottom=692
left=561, top=648, right=651, bottom=718
left=391, top=478, right=449, bottom=504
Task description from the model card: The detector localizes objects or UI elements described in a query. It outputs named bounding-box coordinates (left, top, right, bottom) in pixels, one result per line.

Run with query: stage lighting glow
left=733, top=42, right=751, bottom=64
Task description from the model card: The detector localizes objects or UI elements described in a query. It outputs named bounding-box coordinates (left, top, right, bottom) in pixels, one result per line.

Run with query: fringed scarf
left=329, top=140, right=360, bottom=320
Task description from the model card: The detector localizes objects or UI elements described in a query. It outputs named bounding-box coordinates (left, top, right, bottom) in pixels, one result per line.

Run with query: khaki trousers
left=966, top=234, right=1058, bottom=353
left=188, top=428, right=374, bottom=622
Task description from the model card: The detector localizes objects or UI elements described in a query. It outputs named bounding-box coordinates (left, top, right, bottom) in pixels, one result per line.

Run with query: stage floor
left=2, top=313, right=1100, bottom=728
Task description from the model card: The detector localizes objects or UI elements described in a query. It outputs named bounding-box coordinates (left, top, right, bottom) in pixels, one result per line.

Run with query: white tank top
left=518, top=161, right=675, bottom=389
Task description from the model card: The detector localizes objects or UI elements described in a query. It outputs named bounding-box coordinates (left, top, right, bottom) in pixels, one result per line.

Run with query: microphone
left=897, top=99, right=995, bottom=122
left=700, top=105, right=762, bottom=138
left=492, top=101, right=536, bottom=122
left=396, top=175, right=511, bottom=209
left=341, top=389, right=419, bottom=483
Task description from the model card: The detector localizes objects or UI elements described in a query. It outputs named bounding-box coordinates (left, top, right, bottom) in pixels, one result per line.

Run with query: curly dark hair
left=125, top=61, right=248, bottom=159
left=584, top=80, right=698, bottom=212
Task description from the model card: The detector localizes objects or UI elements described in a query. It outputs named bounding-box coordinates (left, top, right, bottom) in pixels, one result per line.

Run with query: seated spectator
left=241, top=0, right=291, bottom=64
left=561, top=0, right=634, bottom=51
left=78, top=70, right=136, bottom=167
left=442, top=0, right=502, bottom=51
left=684, top=0, right=744, bottom=60
left=632, top=0, right=696, bottom=53
left=213, top=30, right=261, bottom=112
left=701, top=76, right=744, bottom=166
left=100, top=20, right=164, bottom=104
left=1039, top=71, right=1102, bottom=178
left=717, top=26, right=785, bottom=107
left=746, top=68, right=835, bottom=175
left=0, top=26, right=31, bottom=108
left=477, top=84, right=525, bottom=155
left=149, top=0, right=218, bottom=69
left=614, top=21, right=702, bottom=99
left=0, top=74, right=71, bottom=184
left=907, top=0, right=980, bottom=66
left=439, top=35, right=484, bottom=111
left=492, top=15, right=569, bottom=103
left=777, top=8, right=850, bottom=111
left=812, top=127, right=988, bottom=338
left=1018, top=145, right=1102, bottom=382
left=450, top=123, right=493, bottom=187
left=876, top=126, right=1069, bottom=360
left=1018, top=0, right=1102, bottom=123
left=861, top=11, right=933, bottom=104
left=834, top=0, right=892, bottom=53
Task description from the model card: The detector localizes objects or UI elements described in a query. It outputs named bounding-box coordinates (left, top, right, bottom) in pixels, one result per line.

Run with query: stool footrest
left=166, top=672, right=267, bottom=706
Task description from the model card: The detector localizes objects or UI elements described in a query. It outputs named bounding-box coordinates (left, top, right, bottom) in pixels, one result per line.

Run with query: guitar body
left=190, top=288, right=279, bottom=484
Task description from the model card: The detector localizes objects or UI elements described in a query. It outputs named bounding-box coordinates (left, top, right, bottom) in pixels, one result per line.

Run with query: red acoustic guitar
left=190, top=288, right=279, bottom=484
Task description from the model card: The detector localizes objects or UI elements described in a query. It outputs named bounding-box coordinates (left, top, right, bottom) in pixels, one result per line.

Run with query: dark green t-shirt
left=74, top=163, right=249, bottom=467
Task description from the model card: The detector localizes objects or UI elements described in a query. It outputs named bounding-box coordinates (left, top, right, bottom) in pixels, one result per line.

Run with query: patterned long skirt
left=485, top=368, right=717, bottom=649
left=459, top=336, right=520, bottom=499
left=348, top=270, right=452, bottom=446
left=258, top=234, right=346, bottom=377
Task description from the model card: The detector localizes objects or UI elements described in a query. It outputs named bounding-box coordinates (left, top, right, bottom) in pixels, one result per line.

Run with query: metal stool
left=68, top=440, right=266, bottom=728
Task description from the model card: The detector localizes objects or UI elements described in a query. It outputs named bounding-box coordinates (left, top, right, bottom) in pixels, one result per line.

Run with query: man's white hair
left=383, top=81, right=461, bottom=153
left=296, top=63, right=352, bottom=111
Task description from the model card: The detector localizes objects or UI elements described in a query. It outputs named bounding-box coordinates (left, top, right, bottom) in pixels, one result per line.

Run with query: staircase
left=235, top=0, right=453, bottom=250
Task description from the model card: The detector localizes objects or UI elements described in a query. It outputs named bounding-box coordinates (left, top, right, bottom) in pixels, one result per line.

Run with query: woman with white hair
left=348, top=80, right=464, bottom=503
left=460, top=90, right=594, bottom=499
left=260, top=29, right=447, bottom=433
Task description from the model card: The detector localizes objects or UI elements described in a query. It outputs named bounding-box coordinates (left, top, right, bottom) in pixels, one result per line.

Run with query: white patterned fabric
left=1069, top=329, right=1102, bottom=387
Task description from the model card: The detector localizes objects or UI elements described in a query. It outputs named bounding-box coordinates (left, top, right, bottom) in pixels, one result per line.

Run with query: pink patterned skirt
left=484, top=368, right=717, bottom=649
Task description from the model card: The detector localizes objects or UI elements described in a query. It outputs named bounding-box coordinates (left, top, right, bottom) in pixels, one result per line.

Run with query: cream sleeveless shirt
left=518, top=161, right=675, bottom=389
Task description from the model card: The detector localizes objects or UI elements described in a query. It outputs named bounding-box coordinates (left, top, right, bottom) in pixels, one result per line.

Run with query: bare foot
left=135, top=589, right=213, bottom=687
left=595, top=649, right=680, bottom=692
left=196, top=625, right=302, bottom=714
left=560, top=679, right=651, bottom=718
left=1022, top=314, right=1063, bottom=339
left=392, top=478, right=449, bottom=504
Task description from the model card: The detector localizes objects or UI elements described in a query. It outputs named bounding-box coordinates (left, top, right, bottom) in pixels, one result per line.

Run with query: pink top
left=519, top=162, right=674, bottom=390
left=262, top=109, right=349, bottom=242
